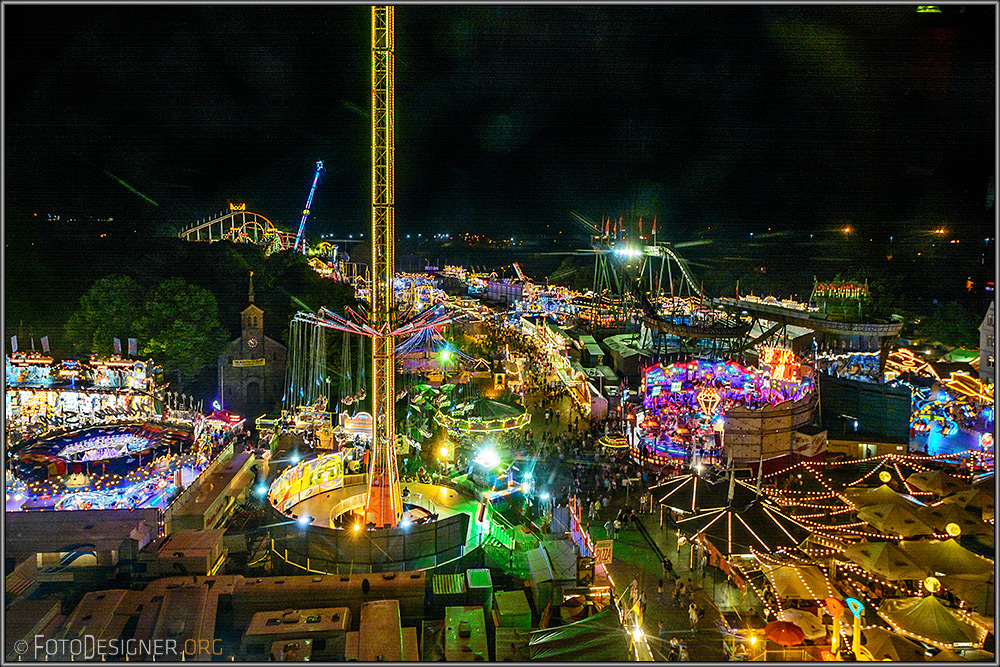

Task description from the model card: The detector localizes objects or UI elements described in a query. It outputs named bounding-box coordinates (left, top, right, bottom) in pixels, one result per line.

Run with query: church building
left=218, top=274, right=287, bottom=421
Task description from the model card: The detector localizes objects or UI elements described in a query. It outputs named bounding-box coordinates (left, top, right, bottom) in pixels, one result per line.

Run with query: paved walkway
left=582, top=497, right=755, bottom=661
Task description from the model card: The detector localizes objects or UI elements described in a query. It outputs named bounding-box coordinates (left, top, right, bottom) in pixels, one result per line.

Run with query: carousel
left=633, top=353, right=814, bottom=467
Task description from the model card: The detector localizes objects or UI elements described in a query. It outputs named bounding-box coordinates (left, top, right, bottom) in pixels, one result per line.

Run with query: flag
left=128, top=338, right=137, bottom=356
left=114, top=338, right=122, bottom=354
left=10, top=335, right=17, bottom=353
left=41, top=336, right=50, bottom=354
left=631, top=598, right=643, bottom=628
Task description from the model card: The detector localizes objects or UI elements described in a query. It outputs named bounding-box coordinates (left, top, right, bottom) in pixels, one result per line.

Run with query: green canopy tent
left=844, top=483, right=925, bottom=509
left=842, top=540, right=929, bottom=581
left=878, top=595, right=988, bottom=650
left=898, top=539, right=995, bottom=578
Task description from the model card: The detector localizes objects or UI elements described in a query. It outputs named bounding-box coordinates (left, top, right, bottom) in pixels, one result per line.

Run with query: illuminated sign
left=916, top=6, right=941, bottom=12
left=758, top=346, right=799, bottom=382
left=593, top=539, right=614, bottom=565
left=812, top=281, right=869, bottom=300
left=696, top=386, right=721, bottom=415
left=845, top=597, right=864, bottom=619
left=10, top=353, right=54, bottom=367
left=886, top=348, right=940, bottom=380
left=229, top=202, right=246, bottom=211
left=945, top=372, right=993, bottom=405
left=232, top=358, right=265, bottom=367
left=268, top=451, right=345, bottom=511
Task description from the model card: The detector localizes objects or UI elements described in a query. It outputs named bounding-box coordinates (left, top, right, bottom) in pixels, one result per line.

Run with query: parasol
left=898, top=539, right=995, bottom=577
left=878, top=595, right=987, bottom=650
left=764, top=620, right=806, bottom=646
left=941, top=574, right=995, bottom=615
left=857, top=502, right=934, bottom=538
left=845, top=483, right=924, bottom=509
left=942, top=488, right=995, bottom=522
left=842, top=540, right=929, bottom=581
left=918, top=502, right=993, bottom=536
left=777, top=609, right=826, bottom=640
left=863, top=626, right=927, bottom=662
left=906, top=470, right=970, bottom=498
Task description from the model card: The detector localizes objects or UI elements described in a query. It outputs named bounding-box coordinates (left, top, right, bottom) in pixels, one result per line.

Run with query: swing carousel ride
left=260, top=7, right=495, bottom=574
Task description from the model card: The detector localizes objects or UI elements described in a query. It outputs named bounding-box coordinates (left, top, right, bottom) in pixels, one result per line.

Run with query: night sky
left=4, top=4, right=995, bottom=241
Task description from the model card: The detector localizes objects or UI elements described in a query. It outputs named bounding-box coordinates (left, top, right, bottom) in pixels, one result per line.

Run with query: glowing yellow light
left=923, top=576, right=941, bottom=593
left=439, top=446, right=449, bottom=458
left=749, top=636, right=757, bottom=645
left=353, top=523, right=361, bottom=532
left=879, top=470, right=892, bottom=484
left=945, top=522, right=961, bottom=537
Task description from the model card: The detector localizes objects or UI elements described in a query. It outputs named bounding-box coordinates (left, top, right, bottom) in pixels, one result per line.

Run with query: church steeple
left=248, top=271, right=255, bottom=304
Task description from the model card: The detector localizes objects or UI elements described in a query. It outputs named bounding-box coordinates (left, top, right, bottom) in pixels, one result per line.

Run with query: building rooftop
left=156, top=528, right=226, bottom=558
left=5, top=508, right=159, bottom=564
left=169, top=452, right=254, bottom=518
left=244, top=607, right=350, bottom=638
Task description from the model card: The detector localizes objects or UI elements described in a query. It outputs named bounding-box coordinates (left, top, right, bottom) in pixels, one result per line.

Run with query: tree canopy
left=63, top=275, right=144, bottom=355
left=138, top=278, right=227, bottom=386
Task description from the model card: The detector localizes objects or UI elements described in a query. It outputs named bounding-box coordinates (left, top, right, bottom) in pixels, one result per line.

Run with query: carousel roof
left=675, top=496, right=812, bottom=556
left=450, top=397, right=525, bottom=421
left=652, top=474, right=759, bottom=514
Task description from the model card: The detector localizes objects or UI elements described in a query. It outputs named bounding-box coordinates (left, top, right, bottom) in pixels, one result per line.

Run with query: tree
left=137, top=278, right=227, bottom=390
left=919, top=301, right=980, bottom=350
left=64, top=275, right=144, bottom=355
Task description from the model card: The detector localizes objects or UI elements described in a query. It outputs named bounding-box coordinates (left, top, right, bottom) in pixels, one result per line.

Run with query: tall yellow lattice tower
left=365, top=5, right=402, bottom=527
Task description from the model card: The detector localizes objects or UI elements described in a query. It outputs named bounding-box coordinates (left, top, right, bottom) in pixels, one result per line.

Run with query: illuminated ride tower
left=285, top=6, right=451, bottom=529
left=366, top=5, right=401, bottom=528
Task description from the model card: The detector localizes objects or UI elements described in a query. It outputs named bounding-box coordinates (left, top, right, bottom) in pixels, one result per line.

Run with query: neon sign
left=229, top=202, right=246, bottom=211
left=886, top=348, right=940, bottom=380
left=758, top=346, right=799, bottom=382
left=812, top=281, right=869, bottom=300
left=696, top=386, right=721, bottom=416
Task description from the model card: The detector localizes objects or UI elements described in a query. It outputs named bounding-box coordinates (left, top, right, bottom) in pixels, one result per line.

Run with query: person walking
left=613, top=518, right=621, bottom=539
left=667, top=637, right=680, bottom=661
left=663, top=557, right=676, bottom=582
left=672, top=577, right=683, bottom=607
left=604, top=519, right=612, bottom=538
left=657, top=620, right=667, bottom=647
left=688, top=602, right=699, bottom=631
left=657, top=579, right=664, bottom=605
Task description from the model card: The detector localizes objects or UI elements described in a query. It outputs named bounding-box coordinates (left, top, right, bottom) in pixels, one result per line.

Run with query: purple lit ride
left=635, top=359, right=813, bottom=464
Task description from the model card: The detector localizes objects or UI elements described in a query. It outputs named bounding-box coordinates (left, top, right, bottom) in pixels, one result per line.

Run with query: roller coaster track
left=641, top=243, right=703, bottom=298
left=713, top=298, right=904, bottom=338
left=633, top=281, right=750, bottom=340
left=177, top=210, right=298, bottom=253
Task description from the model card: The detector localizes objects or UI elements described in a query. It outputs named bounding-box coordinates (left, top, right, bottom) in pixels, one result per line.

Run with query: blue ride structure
left=293, top=160, right=324, bottom=253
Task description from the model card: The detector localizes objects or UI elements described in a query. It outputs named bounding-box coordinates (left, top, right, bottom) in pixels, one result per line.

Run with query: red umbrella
left=765, top=620, right=807, bottom=646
